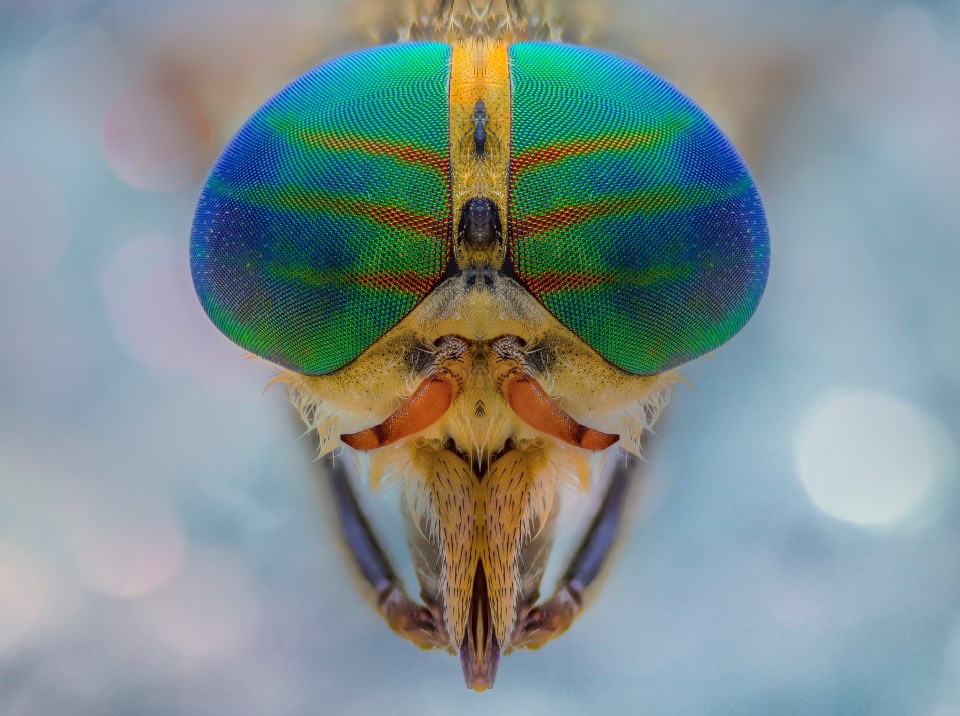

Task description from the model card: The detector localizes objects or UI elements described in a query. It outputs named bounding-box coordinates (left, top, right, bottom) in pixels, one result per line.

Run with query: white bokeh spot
left=794, top=390, right=955, bottom=527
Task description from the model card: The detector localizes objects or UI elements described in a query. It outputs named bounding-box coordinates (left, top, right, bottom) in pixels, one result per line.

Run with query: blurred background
left=2, top=0, right=959, bottom=713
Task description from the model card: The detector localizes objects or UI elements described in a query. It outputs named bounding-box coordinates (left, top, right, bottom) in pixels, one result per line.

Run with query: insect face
left=190, top=2, right=769, bottom=691
left=279, top=269, right=675, bottom=688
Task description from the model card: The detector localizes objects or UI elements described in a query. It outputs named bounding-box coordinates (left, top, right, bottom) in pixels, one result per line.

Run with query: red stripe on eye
left=350, top=269, right=439, bottom=295
left=511, top=132, right=660, bottom=173
left=520, top=270, right=610, bottom=295
left=512, top=185, right=693, bottom=238
left=358, top=200, right=448, bottom=237
left=272, top=189, right=448, bottom=239
left=517, top=202, right=607, bottom=235
left=298, top=130, right=449, bottom=174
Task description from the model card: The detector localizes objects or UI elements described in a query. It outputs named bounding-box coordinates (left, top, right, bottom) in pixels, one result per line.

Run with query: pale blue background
left=1, top=1, right=959, bottom=714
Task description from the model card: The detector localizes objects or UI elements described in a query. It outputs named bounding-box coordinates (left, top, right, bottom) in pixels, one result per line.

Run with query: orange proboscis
left=341, top=373, right=455, bottom=450
left=505, top=374, right=619, bottom=451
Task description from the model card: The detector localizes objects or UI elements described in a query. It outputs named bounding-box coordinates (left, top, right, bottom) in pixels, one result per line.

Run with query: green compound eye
left=508, top=43, right=769, bottom=375
left=192, top=41, right=769, bottom=378
left=190, top=43, right=452, bottom=375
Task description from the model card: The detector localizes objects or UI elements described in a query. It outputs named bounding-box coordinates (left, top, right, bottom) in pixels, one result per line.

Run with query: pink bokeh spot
left=101, top=234, right=272, bottom=401
left=137, top=549, right=261, bottom=663
left=102, top=82, right=210, bottom=191
left=72, top=496, right=186, bottom=599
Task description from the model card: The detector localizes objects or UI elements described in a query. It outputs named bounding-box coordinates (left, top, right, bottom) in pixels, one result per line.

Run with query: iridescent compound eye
left=508, top=43, right=769, bottom=375
left=192, top=41, right=768, bottom=377
left=191, top=44, right=452, bottom=375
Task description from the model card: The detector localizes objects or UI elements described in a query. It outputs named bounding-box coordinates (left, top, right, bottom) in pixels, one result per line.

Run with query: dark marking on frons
left=458, top=197, right=503, bottom=253
left=524, top=340, right=554, bottom=374
left=472, top=99, right=488, bottom=158
left=409, top=341, right=436, bottom=375
left=465, top=266, right=495, bottom=288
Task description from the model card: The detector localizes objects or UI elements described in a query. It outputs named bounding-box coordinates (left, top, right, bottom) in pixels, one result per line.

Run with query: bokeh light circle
left=102, top=82, right=209, bottom=191
left=794, top=390, right=955, bottom=527
left=138, top=549, right=261, bottom=663
left=0, top=542, right=52, bottom=655
left=100, top=234, right=268, bottom=401
left=72, top=497, right=186, bottom=599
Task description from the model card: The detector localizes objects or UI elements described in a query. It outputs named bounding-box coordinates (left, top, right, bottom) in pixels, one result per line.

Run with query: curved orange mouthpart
left=341, top=374, right=454, bottom=450
left=505, top=374, right=619, bottom=450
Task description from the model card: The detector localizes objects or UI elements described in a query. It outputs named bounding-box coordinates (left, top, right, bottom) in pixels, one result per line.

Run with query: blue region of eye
left=215, top=122, right=368, bottom=202
left=193, top=193, right=357, bottom=355
left=198, top=183, right=358, bottom=270
left=668, top=124, right=748, bottom=187
left=597, top=182, right=760, bottom=280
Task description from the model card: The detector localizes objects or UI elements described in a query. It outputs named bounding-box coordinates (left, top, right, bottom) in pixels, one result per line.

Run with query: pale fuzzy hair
left=269, top=355, right=420, bottom=457
left=273, top=362, right=681, bottom=462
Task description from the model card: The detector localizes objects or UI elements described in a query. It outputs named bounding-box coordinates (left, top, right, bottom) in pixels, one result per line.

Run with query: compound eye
left=508, top=43, right=770, bottom=375
left=190, top=43, right=452, bottom=375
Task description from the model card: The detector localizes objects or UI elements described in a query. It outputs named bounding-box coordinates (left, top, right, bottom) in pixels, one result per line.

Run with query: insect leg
left=328, top=460, right=451, bottom=650
left=508, top=461, right=632, bottom=650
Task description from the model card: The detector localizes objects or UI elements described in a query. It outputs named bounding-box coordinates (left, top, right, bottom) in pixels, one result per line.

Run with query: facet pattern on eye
left=190, top=43, right=452, bottom=376
left=508, top=42, right=770, bottom=375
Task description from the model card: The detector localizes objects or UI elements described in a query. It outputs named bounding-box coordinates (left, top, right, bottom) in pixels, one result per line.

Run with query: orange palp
left=505, top=373, right=619, bottom=450
left=341, top=373, right=455, bottom=450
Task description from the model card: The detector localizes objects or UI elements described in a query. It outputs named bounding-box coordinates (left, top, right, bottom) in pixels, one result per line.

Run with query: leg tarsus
left=379, top=584, right=452, bottom=651
left=328, top=459, right=450, bottom=650
left=508, top=583, right=582, bottom=651
left=508, top=463, right=632, bottom=651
